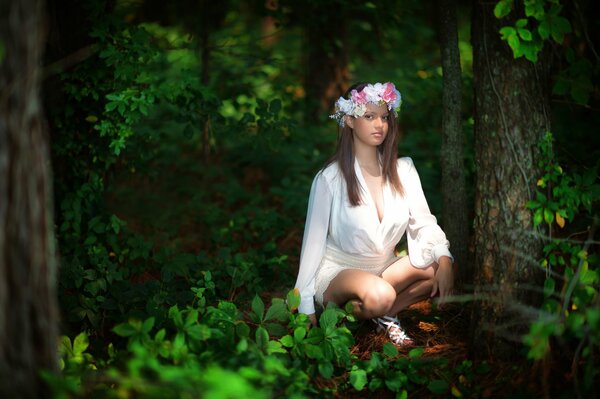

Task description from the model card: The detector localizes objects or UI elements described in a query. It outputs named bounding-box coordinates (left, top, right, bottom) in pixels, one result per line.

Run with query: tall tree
left=302, top=0, right=350, bottom=122
left=0, top=0, right=59, bottom=397
left=470, top=0, right=551, bottom=359
left=437, top=0, right=470, bottom=283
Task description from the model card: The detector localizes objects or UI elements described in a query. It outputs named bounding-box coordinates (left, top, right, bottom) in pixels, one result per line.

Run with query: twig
left=42, top=43, right=99, bottom=80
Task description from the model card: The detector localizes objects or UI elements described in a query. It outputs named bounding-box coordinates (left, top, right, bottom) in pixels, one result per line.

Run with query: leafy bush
left=524, top=132, right=599, bottom=395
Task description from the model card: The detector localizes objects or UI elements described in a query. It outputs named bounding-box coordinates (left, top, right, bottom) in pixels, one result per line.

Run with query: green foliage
left=526, top=133, right=599, bottom=229
left=552, top=49, right=595, bottom=105
left=495, top=0, right=571, bottom=63
left=44, top=1, right=598, bottom=397
left=494, top=0, right=599, bottom=108
left=51, top=3, right=307, bottom=333
left=48, top=288, right=485, bottom=398
left=523, top=132, right=599, bottom=396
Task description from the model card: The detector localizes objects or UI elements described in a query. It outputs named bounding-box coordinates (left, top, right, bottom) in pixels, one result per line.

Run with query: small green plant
left=524, top=132, right=599, bottom=396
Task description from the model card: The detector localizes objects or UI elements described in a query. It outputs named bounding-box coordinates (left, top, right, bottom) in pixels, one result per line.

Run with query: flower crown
left=329, top=82, right=402, bottom=127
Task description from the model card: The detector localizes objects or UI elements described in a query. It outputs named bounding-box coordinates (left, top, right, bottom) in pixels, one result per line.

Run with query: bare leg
left=322, top=257, right=437, bottom=320
left=388, top=278, right=433, bottom=314
left=381, top=256, right=437, bottom=315
left=322, top=269, right=397, bottom=320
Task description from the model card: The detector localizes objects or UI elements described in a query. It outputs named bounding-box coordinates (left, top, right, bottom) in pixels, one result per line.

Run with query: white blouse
left=294, top=157, right=453, bottom=315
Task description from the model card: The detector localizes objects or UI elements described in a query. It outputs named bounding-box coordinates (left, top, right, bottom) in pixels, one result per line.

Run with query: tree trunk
left=0, top=0, right=59, bottom=397
left=470, top=0, right=551, bottom=360
left=437, top=0, right=470, bottom=285
left=304, top=2, right=350, bottom=123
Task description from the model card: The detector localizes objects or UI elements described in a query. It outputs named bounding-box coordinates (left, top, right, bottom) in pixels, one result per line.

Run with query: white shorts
left=314, top=245, right=399, bottom=308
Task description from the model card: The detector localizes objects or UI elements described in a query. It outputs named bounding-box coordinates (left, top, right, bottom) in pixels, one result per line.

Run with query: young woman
left=294, top=82, right=454, bottom=346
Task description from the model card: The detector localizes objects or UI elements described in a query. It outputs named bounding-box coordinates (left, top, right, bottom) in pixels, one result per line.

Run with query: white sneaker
left=372, top=315, right=415, bottom=346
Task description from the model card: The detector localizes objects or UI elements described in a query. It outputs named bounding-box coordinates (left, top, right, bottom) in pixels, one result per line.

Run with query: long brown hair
left=327, top=82, right=403, bottom=206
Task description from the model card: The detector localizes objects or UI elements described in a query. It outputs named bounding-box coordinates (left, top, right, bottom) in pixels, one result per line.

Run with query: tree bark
left=437, top=0, right=470, bottom=285
left=0, top=0, right=59, bottom=397
left=470, top=0, right=551, bottom=360
left=304, top=2, right=350, bottom=123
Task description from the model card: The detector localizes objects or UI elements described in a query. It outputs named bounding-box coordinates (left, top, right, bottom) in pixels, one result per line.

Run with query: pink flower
left=381, top=83, right=397, bottom=103
left=351, top=89, right=368, bottom=104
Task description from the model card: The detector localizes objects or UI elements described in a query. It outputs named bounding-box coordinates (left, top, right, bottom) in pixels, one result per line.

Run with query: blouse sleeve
left=294, top=171, right=332, bottom=315
left=400, top=158, right=453, bottom=268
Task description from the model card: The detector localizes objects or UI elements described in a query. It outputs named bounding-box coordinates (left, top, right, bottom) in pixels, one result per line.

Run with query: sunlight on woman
left=294, top=82, right=454, bottom=346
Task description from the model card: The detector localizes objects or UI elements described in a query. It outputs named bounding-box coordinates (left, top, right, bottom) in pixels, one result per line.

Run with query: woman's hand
left=308, top=313, right=317, bottom=327
left=431, top=256, right=454, bottom=306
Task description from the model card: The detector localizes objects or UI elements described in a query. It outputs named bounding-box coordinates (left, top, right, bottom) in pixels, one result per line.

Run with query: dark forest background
left=0, top=0, right=598, bottom=398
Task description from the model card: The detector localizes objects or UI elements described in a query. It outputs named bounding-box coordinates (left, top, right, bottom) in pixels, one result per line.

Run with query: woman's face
left=346, top=102, right=389, bottom=149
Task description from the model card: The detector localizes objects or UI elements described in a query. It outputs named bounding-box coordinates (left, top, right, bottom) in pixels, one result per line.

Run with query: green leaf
left=280, top=335, right=294, bottom=348
left=293, top=326, right=306, bottom=343
left=499, top=26, right=516, bottom=40
left=550, top=16, right=571, bottom=43
left=236, top=322, right=250, bottom=338
left=286, top=288, right=301, bottom=311
left=141, top=317, right=155, bottom=334
left=427, top=379, right=449, bottom=394
left=543, top=277, right=555, bottom=298
left=59, top=336, right=73, bottom=355
left=251, top=295, right=265, bottom=322
left=350, top=368, right=367, bottom=391
left=187, top=324, right=211, bottom=341
left=408, top=347, right=424, bottom=358
left=534, top=208, right=543, bottom=227
left=522, top=41, right=540, bottom=62
left=586, top=308, right=600, bottom=330
left=318, top=361, right=334, bottom=379
left=507, top=34, right=521, bottom=56
left=236, top=338, right=248, bottom=353
left=525, top=1, right=545, bottom=19
left=515, top=18, right=528, bottom=28
left=517, top=28, right=532, bottom=41
left=538, top=20, right=550, bottom=40
left=264, top=299, right=287, bottom=322
left=494, top=0, right=514, bottom=18
left=72, top=333, right=89, bottom=355
left=255, top=326, right=270, bottom=351
left=264, top=322, right=287, bottom=337
left=580, top=269, right=598, bottom=285
left=169, top=305, right=184, bottom=329
left=385, top=370, right=406, bottom=391
left=113, top=322, right=137, bottom=337
left=305, top=327, right=324, bottom=344
left=319, top=308, right=338, bottom=330
left=383, top=342, right=399, bottom=358
left=155, top=329, right=166, bottom=342
left=305, top=344, right=324, bottom=359
left=543, top=208, right=554, bottom=225
left=267, top=340, right=287, bottom=354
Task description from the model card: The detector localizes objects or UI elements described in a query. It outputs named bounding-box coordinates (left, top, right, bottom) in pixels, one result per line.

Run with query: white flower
left=353, top=104, right=366, bottom=117
left=336, top=97, right=354, bottom=114
left=362, top=83, right=382, bottom=104
left=329, top=82, right=403, bottom=125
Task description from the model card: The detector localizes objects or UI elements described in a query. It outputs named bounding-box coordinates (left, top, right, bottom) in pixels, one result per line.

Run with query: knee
left=361, top=280, right=396, bottom=318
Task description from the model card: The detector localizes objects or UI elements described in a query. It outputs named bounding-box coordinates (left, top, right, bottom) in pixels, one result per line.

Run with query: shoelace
left=373, top=316, right=414, bottom=346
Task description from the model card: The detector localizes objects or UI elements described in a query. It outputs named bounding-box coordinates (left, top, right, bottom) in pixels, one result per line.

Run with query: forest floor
left=106, top=142, right=571, bottom=399
left=340, top=299, right=559, bottom=399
